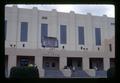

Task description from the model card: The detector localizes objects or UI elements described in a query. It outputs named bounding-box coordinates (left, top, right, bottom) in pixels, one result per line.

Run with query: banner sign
left=41, top=36, right=58, bottom=48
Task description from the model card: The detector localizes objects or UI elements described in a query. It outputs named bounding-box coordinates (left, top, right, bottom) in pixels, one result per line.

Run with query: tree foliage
left=10, top=66, right=39, bottom=79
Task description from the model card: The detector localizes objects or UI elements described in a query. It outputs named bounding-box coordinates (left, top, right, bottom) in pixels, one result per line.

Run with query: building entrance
left=90, top=58, right=103, bottom=70
left=67, top=57, right=82, bottom=70
left=43, top=57, right=59, bottom=70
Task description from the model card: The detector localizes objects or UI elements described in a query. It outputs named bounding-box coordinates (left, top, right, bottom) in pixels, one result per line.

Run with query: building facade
left=5, top=6, right=115, bottom=78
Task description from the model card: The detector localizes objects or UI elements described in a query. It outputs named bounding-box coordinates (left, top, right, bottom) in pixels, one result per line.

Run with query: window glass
left=20, top=22, right=28, bottom=42
left=78, top=26, right=84, bottom=45
left=41, top=23, right=48, bottom=41
left=20, top=57, right=29, bottom=66
left=95, top=28, right=101, bottom=45
left=60, top=25, right=67, bottom=44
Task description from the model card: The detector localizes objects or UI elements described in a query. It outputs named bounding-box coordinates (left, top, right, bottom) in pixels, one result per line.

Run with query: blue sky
left=6, top=4, right=115, bottom=18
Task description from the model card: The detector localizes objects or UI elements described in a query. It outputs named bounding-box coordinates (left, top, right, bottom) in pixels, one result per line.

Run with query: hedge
left=10, top=66, right=39, bottom=79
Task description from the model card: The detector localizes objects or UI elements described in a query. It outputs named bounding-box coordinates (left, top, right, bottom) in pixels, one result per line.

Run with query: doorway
left=67, top=57, right=82, bottom=70
left=43, top=57, right=59, bottom=70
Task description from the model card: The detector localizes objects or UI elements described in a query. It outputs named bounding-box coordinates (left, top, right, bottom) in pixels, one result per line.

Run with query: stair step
left=45, top=70, right=65, bottom=78
left=95, top=70, right=107, bottom=78
left=71, top=70, right=90, bottom=77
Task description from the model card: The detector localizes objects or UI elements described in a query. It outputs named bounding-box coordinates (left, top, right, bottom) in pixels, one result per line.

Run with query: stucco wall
left=5, top=6, right=115, bottom=51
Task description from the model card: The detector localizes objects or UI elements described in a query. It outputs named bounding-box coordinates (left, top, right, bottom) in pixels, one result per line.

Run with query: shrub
left=10, top=66, right=39, bottom=79
left=107, top=67, right=115, bottom=78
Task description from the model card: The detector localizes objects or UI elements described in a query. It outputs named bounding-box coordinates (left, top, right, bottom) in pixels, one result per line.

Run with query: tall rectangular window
left=20, top=22, right=28, bottom=42
left=5, top=20, right=7, bottom=40
left=60, top=25, right=67, bottom=44
left=78, top=26, right=84, bottom=45
left=41, top=23, right=48, bottom=41
left=95, top=28, right=101, bottom=45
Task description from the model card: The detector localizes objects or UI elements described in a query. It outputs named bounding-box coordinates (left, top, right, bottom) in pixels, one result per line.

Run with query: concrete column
left=104, top=58, right=110, bottom=71
left=60, top=57, right=71, bottom=77
left=68, top=11, right=76, bottom=51
left=31, top=7, right=38, bottom=49
left=60, top=57, right=67, bottom=70
left=83, top=57, right=89, bottom=70
left=35, top=56, right=44, bottom=77
left=8, top=55, right=16, bottom=77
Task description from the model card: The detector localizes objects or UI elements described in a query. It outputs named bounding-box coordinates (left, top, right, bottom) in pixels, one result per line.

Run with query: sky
left=6, top=4, right=115, bottom=18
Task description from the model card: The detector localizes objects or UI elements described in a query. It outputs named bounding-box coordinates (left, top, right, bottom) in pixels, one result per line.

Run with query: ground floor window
left=89, top=58, right=103, bottom=70
left=17, top=56, right=35, bottom=67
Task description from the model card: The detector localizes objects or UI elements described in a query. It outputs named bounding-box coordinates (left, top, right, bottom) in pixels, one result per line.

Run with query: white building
left=5, top=5, right=115, bottom=78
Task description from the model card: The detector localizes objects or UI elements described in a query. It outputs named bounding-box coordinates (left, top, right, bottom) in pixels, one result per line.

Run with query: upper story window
left=60, top=25, right=67, bottom=44
left=78, top=26, right=85, bottom=45
left=95, top=28, right=101, bottom=45
left=20, top=22, right=28, bottom=42
left=41, top=23, right=48, bottom=41
left=5, top=20, right=7, bottom=40
left=109, top=44, right=112, bottom=52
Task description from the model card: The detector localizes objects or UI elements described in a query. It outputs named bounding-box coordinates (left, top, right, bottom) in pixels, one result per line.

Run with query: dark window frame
left=20, top=22, right=28, bottom=42
left=95, top=28, right=101, bottom=46
left=78, top=26, right=85, bottom=45
left=60, top=25, right=67, bottom=44
left=41, top=23, right=48, bottom=42
left=19, top=57, right=29, bottom=67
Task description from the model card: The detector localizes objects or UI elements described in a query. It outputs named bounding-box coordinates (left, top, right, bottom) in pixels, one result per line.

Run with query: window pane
left=78, top=26, right=84, bottom=45
left=20, top=22, right=28, bottom=42
left=20, top=58, right=29, bottom=66
left=60, top=25, right=67, bottom=44
left=41, top=23, right=48, bottom=41
left=95, top=28, right=101, bottom=45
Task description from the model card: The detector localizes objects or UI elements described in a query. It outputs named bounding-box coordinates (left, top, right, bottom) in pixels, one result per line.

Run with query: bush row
left=10, top=66, right=39, bottom=79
